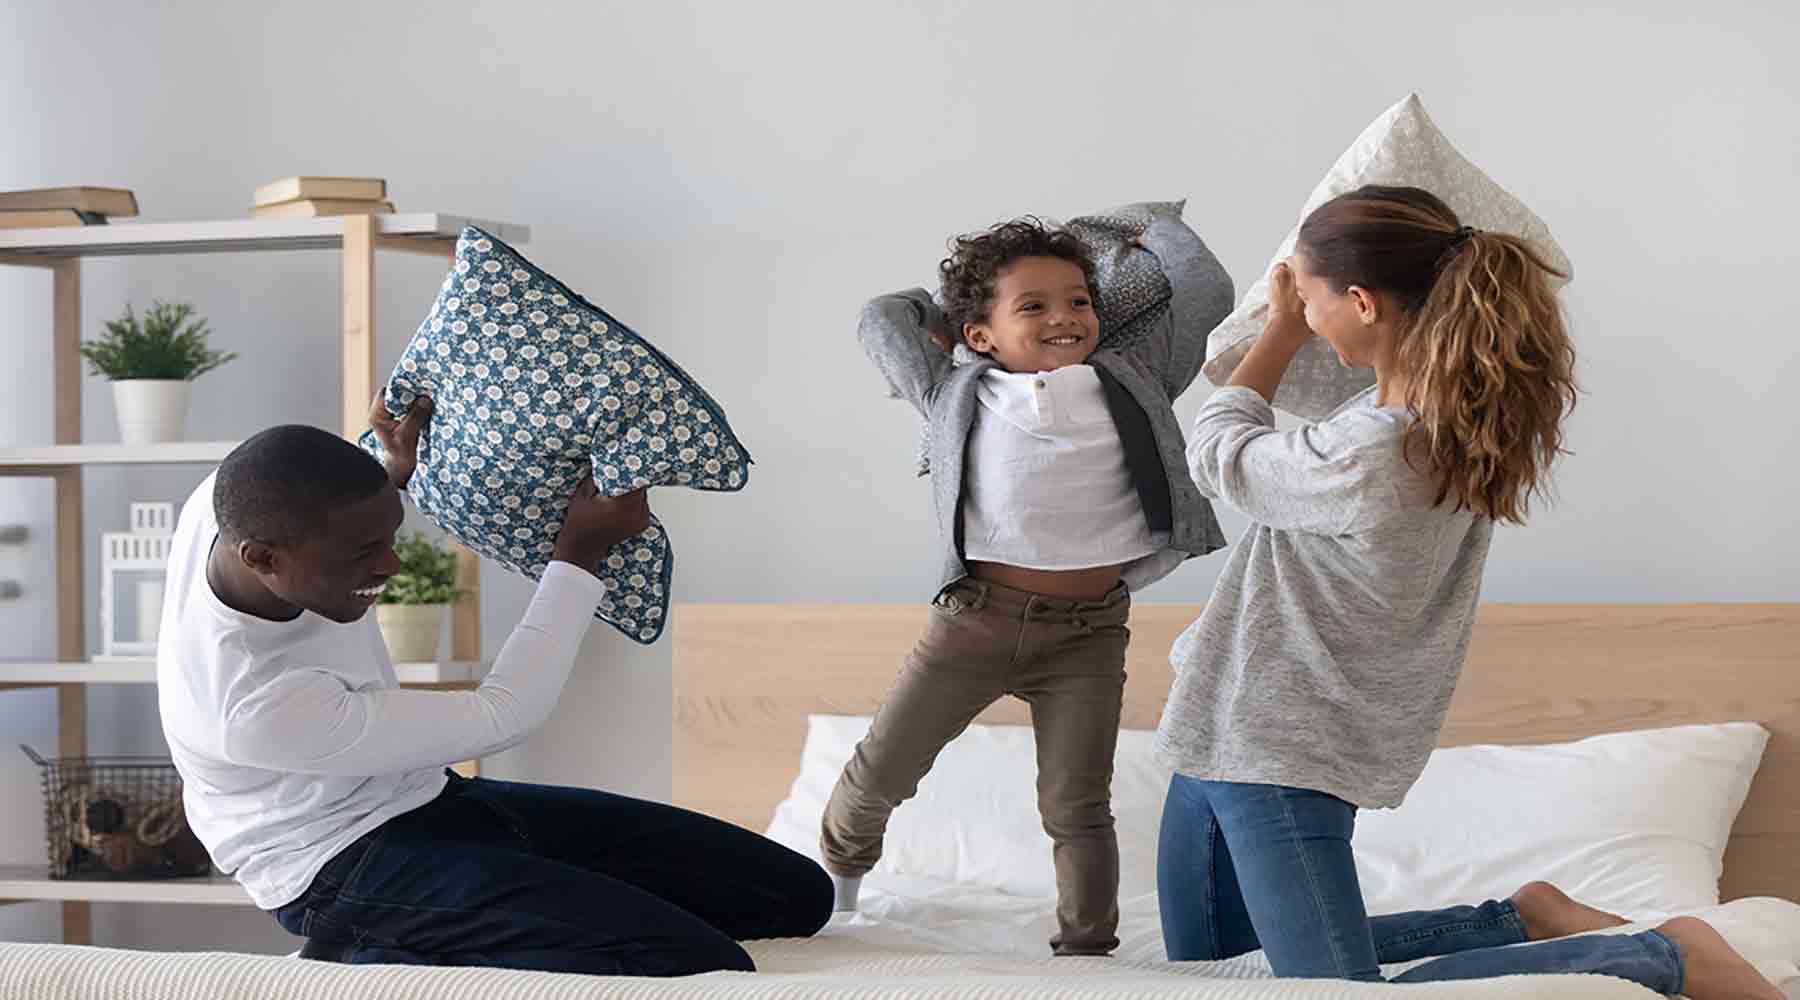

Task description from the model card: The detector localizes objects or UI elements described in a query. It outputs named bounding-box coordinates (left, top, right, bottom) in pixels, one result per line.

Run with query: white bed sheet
left=804, top=871, right=1800, bottom=988
left=6, top=877, right=1796, bottom=1000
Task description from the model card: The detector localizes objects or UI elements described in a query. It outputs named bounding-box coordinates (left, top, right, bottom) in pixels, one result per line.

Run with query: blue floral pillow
left=361, top=227, right=751, bottom=644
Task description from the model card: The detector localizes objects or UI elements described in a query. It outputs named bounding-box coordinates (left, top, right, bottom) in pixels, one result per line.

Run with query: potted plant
left=375, top=533, right=463, bottom=663
left=78, top=301, right=236, bottom=444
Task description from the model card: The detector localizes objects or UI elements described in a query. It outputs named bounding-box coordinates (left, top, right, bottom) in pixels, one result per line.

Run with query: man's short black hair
left=214, top=425, right=390, bottom=543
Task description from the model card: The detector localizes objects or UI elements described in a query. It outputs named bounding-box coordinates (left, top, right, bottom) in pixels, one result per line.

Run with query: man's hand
left=552, top=478, right=652, bottom=570
left=369, top=393, right=433, bottom=490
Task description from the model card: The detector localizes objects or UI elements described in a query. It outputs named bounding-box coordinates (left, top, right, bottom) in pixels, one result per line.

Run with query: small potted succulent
left=375, top=533, right=462, bottom=663
left=79, top=301, right=236, bottom=444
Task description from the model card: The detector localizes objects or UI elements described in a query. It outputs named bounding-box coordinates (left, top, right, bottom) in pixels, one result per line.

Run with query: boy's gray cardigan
left=860, top=216, right=1232, bottom=595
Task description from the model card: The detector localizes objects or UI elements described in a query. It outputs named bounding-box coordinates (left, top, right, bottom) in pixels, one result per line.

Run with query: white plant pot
left=376, top=603, right=447, bottom=663
left=111, top=379, right=190, bottom=444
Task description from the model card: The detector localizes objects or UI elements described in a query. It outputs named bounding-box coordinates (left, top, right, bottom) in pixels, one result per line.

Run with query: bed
left=3, top=602, right=1797, bottom=998
left=669, top=602, right=1800, bottom=996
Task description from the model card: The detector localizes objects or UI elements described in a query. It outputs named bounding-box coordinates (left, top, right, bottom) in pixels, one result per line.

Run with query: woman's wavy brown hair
left=1298, top=185, right=1577, bottom=524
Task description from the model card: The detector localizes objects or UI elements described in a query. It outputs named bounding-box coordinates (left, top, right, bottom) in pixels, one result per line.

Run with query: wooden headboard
left=673, top=603, right=1800, bottom=903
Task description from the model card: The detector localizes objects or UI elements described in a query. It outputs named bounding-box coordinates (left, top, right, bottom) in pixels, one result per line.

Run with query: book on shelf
left=250, top=199, right=396, bottom=219
left=0, top=186, right=138, bottom=217
left=253, top=176, right=387, bottom=207
left=0, top=209, right=108, bottom=229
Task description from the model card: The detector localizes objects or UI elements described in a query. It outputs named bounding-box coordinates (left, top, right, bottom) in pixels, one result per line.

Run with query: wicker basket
left=20, top=745, right=213, bottom=880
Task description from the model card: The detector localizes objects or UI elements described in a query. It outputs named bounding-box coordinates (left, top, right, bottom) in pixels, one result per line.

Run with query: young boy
left=823, top=207, right=1231, bottom=955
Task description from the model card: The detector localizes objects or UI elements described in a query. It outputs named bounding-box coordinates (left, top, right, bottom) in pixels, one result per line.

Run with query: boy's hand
left=553, top=479, right=652, bottom=570
left=369, top=393, right=433, bottom=490
left=927, top=321, right=956, bottom=353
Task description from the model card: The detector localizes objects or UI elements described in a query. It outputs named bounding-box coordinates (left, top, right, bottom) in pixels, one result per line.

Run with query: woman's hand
left=1265, top=260, right=1313, bottom=344
left=1229, top=261, right=1316, bottom=403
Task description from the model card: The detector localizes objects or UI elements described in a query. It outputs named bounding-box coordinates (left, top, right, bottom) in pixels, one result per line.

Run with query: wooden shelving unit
left=0, top=443, right=240, bottom=470
left=0, top=213, right=526, bottom=935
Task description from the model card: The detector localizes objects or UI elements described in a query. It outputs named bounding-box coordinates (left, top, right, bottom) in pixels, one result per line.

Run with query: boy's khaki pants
left=820, top=577, right=1131, bottom=956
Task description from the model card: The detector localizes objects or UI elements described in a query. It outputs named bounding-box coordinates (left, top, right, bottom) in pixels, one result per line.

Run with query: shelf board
left=0, top=866, right=251, bottom=905
left=0, top=442, right=239, bottom=472
left=0, top=213, right=529, bottom=258
left=0, top=659, right=486, bottom=688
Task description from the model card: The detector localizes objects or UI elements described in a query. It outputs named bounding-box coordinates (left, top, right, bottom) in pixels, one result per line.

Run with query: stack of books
left=0, top=187, right=138, bottom=228
left=252, top=177, right=392, bottom=218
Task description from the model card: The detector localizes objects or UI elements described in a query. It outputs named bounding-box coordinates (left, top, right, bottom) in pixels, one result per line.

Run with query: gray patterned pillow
left=361, top=227, right=750, bottom=644
left=1064, top=199, right=1185, bottom=354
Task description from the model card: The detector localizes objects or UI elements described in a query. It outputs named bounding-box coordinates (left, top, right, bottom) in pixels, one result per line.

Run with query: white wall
left=2, top=0, right=1794, bottom=950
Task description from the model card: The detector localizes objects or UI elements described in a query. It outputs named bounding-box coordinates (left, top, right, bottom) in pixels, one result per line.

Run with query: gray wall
left=2, top=0, right=1794, bottom=951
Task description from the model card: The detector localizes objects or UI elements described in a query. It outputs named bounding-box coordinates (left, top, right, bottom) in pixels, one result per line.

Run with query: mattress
left=3, top=875, right=1796, bottom=999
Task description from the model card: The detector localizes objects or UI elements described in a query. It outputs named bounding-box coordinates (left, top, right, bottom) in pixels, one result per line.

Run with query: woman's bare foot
left=1511, top=881, right=1630, bottom=940
left=1656, top=916, right=1783, bottom=1000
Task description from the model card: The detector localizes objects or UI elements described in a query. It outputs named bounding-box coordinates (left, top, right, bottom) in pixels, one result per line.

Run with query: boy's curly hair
left=938, top=217, right=1098, bottom=335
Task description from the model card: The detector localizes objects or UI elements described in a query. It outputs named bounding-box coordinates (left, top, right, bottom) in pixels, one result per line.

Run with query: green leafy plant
left=379, top=533, right=464, bottom=606
left=78, top=301, right=237, bottom=381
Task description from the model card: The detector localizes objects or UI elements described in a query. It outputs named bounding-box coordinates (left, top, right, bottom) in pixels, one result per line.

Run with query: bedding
left=3, top=890, right=1796, bottom=999
left=767, top=716, right=1768, bottom=920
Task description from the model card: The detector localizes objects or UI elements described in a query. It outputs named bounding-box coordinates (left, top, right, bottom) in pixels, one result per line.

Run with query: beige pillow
left=1202, top=93, right=1574, bottom=420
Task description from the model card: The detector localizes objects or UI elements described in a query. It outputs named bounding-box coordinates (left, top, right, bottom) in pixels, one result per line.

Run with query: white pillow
left=764, top=715, right=1172, bottom=899
left=1352, top=723, right=1768, bottom=921
left=1202, top=92, right=1574, bottom=420
left=767, top=716, right=1766, bottom=920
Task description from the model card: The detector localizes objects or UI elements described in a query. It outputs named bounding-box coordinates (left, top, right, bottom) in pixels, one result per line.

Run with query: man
left=156, top=396, right=830, bottom=976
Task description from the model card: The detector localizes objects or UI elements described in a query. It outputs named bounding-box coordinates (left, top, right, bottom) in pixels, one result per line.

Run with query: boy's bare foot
left=1656, top=916, right=1783, bottom=1000
left=1511, top=881, right=1630, bottom=940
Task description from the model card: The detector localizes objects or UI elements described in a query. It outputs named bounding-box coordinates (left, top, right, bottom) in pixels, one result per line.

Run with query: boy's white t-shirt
left=156, top=473, right=605, bottom=909
left=961, top=364, right=1167, bottom=573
